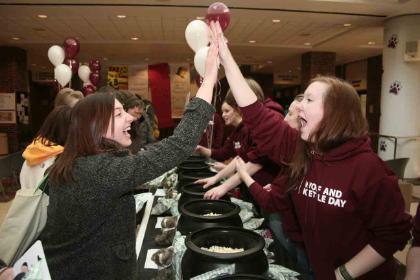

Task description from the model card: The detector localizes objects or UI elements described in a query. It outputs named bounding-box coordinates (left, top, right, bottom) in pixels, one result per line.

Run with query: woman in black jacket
left=40, top=42, right=219, bottom=280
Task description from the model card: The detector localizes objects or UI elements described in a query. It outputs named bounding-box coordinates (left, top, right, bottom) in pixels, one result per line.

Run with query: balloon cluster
left=48, top=37, right=80, bottom=88
left=78, top=59, right=101, bottom=96
left=47, top=38, right=101, bottom=96
left=185, top=2, right=230, bottom=84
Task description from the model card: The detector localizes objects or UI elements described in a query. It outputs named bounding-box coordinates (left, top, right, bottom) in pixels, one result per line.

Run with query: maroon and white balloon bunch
left=185, top=2, right=230, bottom=84
left=78, top=59, right=101, bottom=96
left=47, top=37, right=80, bottom=89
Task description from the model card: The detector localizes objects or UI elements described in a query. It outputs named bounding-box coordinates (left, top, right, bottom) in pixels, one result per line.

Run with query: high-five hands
left=208, top=21, right=231, bottom=66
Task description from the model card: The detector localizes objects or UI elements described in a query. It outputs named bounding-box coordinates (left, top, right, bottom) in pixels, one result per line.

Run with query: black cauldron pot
left=178, top=183, right=229, bottom=210
left=181, top=227, right=268, bottom=280
left=178, top=169, right=216, bottom=187
left=186, top=153, right=207, bottom=162
left=211, top=274, right=271, bottom=280
left=177, top=200, right=242, bottom=235
left=178, top=160, right=209, bottom=172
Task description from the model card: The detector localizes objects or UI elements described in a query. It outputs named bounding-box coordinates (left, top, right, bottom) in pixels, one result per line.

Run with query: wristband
left=339, top=265, right=354, bottom=280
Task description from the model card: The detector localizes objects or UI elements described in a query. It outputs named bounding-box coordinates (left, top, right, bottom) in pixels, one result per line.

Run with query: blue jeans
left=268, top=213, right=313, bottom=279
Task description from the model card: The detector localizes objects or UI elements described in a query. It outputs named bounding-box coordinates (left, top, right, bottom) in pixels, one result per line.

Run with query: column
left=379, top=14, right=420, bottom=179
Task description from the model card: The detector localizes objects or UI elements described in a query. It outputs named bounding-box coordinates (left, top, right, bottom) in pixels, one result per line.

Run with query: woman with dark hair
left=209, top=21, right=411, bottom=280
left=38, top=42, right=218, bottom=280
left=196, top=89, right=279, bottom=205
left=0, top=105, right=72, bottom=264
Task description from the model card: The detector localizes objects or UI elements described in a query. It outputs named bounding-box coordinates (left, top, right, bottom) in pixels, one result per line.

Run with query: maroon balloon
left=64, top=58, right=79, bottom=75
left=63, top=37, right=80, bottom=59
left=205, top=2, right=230, bottom=31
left=89, top=71, right=100, bottom=86
left=89, top=59, right=101, bottom=71
left=82, top=84, right=96, bottom=96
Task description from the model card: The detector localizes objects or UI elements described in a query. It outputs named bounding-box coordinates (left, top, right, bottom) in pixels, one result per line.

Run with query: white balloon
left=78, top=65, right=91, bottom=83
left=54, top=64, right=72, bottom=87
left=47, top=45, right=65, bottom=67
left=185, top=20, right=209, bottom=52
left=194, top=46, right=209, bottom=77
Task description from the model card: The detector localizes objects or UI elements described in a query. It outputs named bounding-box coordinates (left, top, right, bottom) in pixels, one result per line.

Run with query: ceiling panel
left=0, top=0, right=419, bottom=76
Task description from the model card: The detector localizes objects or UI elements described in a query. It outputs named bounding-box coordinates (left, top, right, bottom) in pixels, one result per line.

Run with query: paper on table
left=155, top=217, right=164, bottom=228
left=144, top=249, right=160, bottom=269
left=155, top=188, right=165, bottom=197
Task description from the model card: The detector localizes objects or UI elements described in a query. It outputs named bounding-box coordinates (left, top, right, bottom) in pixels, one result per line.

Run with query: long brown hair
left=35, top=105, right=72, bottom=146
left=288, top=76, right=368, bottom=187
left=225, top=78, right=265, bottom=114
left=49, top=91, right=121, bottom=185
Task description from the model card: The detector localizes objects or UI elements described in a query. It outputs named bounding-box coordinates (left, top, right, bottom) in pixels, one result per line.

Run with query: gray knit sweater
left=40, top=98, right=214, bottom=280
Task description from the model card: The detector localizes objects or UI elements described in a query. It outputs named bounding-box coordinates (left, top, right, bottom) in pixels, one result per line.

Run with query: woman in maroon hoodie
left=196, top=87, right=279, bottom=204
left=208, top=21, right=411, bottom=280
left=405, top=204, right=420, bottom=279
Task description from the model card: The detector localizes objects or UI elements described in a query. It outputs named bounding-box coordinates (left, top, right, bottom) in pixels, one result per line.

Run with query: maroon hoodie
left=241, top=101, right=411, bottom=280
left=263, top=98, right=284, bottom=116
left=413, top=205, right=420, bottom=247
left=211, top=122, right=278, bottom=186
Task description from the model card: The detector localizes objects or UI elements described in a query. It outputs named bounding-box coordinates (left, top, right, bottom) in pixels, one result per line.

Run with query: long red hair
left=288, top=76, right=368, bottom=187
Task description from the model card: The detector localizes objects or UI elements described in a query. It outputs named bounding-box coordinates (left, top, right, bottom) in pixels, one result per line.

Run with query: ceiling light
left=304, top=42, right=311, bottom=46
left=272, top=19, right=281, bottom=23
left=249, top=40, right=256, bottom=43
left=131, top=37, right=139, bottom=41
left=267, top=60, right=273, bottom=64
left=37, top=14, right=48, bottom=19
left=196, top=16, right=205, bottom=20
left=288, top=70, right=292, bottom=73
left=103, top=57, right=108, bottom=61
left=116, top=15, right=127, bottom=19
left=31, top=63, right=36, bottom=66
left=368, top=41, right=376, bottom=45
left=144, top=58, right=149, bottom=61
left=11, top=37, right=20, bottom=40
left=343, top=23, right=352, bottom=27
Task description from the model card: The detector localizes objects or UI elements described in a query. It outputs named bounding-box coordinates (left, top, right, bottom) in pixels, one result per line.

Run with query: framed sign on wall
left=0, top=111, right=17, bottom=124
left=0, top=93, right=16, bottom=110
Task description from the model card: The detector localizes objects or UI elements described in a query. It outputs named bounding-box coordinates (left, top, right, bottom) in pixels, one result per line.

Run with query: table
left=134, top=191, right=301, bottom=279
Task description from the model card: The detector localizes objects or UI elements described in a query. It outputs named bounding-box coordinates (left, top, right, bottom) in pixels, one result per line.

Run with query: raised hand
left=203, top=27, right=220, bottom=86
left=209, top=21, right=231, bottom=66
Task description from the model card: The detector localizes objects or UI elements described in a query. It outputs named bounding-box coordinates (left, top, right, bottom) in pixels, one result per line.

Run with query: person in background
left=0, top=106, right=72, bottom=264
left=196, top=85, right=280, bottom=206
left=54, top=88, right=84, bottom=108
left=38, top=39, right=218, bottom=280
left=115, top=91, right=155, bottom=153
left=202, top=93, right=303, bottom=200
left=142, top=98, right=160, bottom=139
left=211, top=21, right=411, bottom=280
left=405, top=204, right=420, bottom=280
